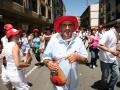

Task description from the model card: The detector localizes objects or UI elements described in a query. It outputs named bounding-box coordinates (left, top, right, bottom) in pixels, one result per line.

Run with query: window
left=48, top=0, right=51, bottom=6
left=48, top=11, right=51, bottom=19
left=116, top=0, right=120, bottom=4
left=13, top=0, right=23, bottom=5
left=29, top=0, right=37, bottom=12
left=41, top=5, right=46, bottom=16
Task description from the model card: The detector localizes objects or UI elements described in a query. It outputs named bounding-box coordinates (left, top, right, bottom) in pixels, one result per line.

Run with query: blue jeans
left=100, top=60, right=119, bottom=90
left=89, top=46, right=99, bottom=65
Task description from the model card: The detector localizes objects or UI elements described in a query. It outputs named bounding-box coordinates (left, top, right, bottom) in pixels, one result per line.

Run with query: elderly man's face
left=59, top=21, right=74, bottom=40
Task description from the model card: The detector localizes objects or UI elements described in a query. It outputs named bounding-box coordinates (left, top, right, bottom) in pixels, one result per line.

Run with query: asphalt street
left=0, top=50, right=120, bottom=90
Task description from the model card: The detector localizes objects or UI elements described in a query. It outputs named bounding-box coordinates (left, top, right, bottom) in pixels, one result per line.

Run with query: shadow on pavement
left=116, top=81, right=120, bottom=87
left=91, top=80, right=103, bottom=90
left=85, top=62, right=90, bottom=66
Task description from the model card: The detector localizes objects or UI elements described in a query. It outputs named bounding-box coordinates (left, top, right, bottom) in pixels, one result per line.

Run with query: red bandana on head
left=6, top=29, right=20, bottom=38
left=33, top=28, right=40, bottom=33
left=54, top=16, right=78, bottom=32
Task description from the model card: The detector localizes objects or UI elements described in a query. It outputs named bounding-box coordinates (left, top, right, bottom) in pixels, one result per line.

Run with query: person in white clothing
left=20, top=32, right=30, bottom=55
left=43, top=16, right=88, bottom=90
left=4, top=28, right=32, bottom=90
left=95, top=24, right=106, bottom=40
left=0, top=23, right=13, bottom=90
left=97, top=24, right=120, bottom=90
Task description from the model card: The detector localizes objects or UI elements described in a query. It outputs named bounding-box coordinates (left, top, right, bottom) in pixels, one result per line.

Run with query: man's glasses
left=60, top=23, right=74, bottom=28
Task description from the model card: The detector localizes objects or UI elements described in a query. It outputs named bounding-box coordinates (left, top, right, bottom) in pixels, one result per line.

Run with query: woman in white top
left=1, top=23, right=14, bottom=90
left=4, top=29, right=32, bottom=90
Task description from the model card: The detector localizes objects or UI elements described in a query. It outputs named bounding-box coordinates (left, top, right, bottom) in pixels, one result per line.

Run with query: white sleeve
left=42, top=34, right=56, bottom=61
left=99, top=32, right=108, bottom=45
left=76, top=37, right=88, bottom=58
left=0, top=49, right=5, bottom=59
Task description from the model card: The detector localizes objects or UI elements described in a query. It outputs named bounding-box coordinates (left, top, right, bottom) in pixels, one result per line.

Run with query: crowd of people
left=0, top=15, right=120, bottom=90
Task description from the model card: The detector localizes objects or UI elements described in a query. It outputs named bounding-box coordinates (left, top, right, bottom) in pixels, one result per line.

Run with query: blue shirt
left=43, top=33, right=88, bottom=90
left=33, top=37, right=41, bottom=48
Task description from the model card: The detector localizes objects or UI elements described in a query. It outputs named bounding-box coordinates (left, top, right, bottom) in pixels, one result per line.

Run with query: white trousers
left=6, top=68, right=29, bottom=90
left=1, top=65, right=9, bottom=85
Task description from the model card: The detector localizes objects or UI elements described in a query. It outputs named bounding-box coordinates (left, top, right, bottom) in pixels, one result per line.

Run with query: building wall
left=0, top=0, right=66, bottom=35
left=90, top=4, right=99, bottom=29
left=76, top=16, right=80, bottom=26
left=52, top=0, right=66, bottom=19
left=99, top=0, right=120, bottom=26
left=80, top=3, right=99, bottom=29
left=80, top=7, right=90, bottom=29
left=109, top=0, right=116, bottom=21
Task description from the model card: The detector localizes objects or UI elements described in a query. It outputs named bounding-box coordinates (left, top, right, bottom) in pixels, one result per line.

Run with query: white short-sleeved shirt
left=95, top=29, right=106, bottom=40
left=0, top=36, right=8, bottom=61
left=99, top=28, right=118, bottom=63
left=43, top=33, right=88, bottom=90
left=1, top=36, right=8, bottom=48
